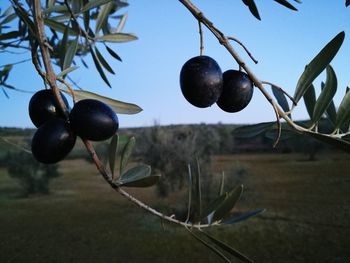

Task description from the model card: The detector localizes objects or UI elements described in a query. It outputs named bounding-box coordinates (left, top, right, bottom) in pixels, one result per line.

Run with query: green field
left=0, top=152, right=349, bottom=263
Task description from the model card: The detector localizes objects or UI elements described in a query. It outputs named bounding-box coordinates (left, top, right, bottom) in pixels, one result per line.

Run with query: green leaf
left=294, top=31, right=345, bottom=103
left=57, top=66, right=79, bottom=78
left=201, top=193, right=227, bottom=224
left=212, top=185, right=243, bottom=223
left=43, top=5, right=68, bottom=14
left=117, top=165, right=159, bottom=187
left=95, top=2, right=113, bottom=33
left=105, top=45, right=122, bottom=61
left=60, top=23, right=70, bottom=70
left=108, top=134, right=119, bottom=177
left=62, top=89, right=142, bottom=114
left=233, top=122, right=275, bottom=138
left=304, top=131, right=350, bottom=153
left=97, top=33, right=138, bottom=43
left=81, top=0, right=113, bottom=12
left=120, top=136, right=136, bottom=175
left=194, top=158, right=202, bottom=221
left=0, top=31, right=20, bottom=41
left=242, top=0, right=261, bottom=20
left=303, top=84, right=316, bottom=120
left=224, top=208, right=265, bottom=224
left=335, top=88, right=350, bottom=130
left=274, top=0, right=297, bottom=11
left=0, top=6, right=13, bottom=18
left=346, top=0, right=350, bottom=7
left=12, top=3, right=35, bottom=35
left=95, top=46, right=115, bottom=74
left=312, top=65, right=337, bottom=124
left=322, top=81, right=337, bottom=126
left=271, top=85, right=290, bottom=114
left=201, top=231, right=253, bottom=263
left=44, top=18, right=79, bottom=35
left=1, top=13, right=17, bottom=25
left=115, top=13, right=128, bottom=33
left=89, top=46, right=111, bottom=87
left=63, top=37, right=78, bottom=71
left=219, top=172, right=225, bottom=196
left=265, top=127, right=297, bottom=141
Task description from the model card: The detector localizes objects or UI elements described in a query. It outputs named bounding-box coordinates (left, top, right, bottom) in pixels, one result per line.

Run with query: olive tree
left=1, top=0, right=350, bottom=262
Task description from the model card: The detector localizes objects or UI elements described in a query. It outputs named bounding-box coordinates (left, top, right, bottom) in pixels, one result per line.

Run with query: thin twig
left=228, top=36, right=258, bottom=64
left=198, top=21, right=204, bottom=56
left=262, top=80, right=297, bottom=106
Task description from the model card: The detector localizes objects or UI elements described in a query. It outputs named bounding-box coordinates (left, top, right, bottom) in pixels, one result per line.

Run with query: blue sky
left=1, top=1, right=350, bottom=128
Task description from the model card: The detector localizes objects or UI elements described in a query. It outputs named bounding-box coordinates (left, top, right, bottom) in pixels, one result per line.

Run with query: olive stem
left=227, top=36, right=258, bottom=64
left=198, top=21, right=204, bottom=56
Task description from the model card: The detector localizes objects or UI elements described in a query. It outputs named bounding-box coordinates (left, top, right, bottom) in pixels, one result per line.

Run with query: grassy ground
left=0, top=152, right=349, bottom=262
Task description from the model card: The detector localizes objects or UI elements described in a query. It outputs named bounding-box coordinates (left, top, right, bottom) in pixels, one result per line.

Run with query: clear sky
left=1, top=1, right=350, bottom=128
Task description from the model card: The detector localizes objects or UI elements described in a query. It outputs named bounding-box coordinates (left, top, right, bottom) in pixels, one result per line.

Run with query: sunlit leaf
left=0, top=31, right=20, bottom=41
left=108, top=134, right=119, bottom=177
left=335, top=88, right=350, bottom=130
left=274, top=0, right=297, bottom=11
left=62, top=89, right=142, bottom=114
left=97, top=33, right=138, bottom=43
left=212, top=185, right=243, bottom=222
left=233, top=122, right=275, bottom=138
left=115, top=13, right=128, bottom=33
left=81, top=0, right=113, bottom=12
left=117, top=165, right=159, bottom=187
left=224, top=208, right=265, bottom=224
left=201, top=231, right=253, bottom=263
left=294, top=31, right=344, bottom=103
left=120, top=136, right=136, bottom=175
left=242, top=0, right=261, bottom=20
left=105, top=45, right=122, bottom=61
left=57, top=66, right=79, bottom=78
left=63, top=37, right=78, bottom=71
left=89, top=46, right=111, bottom=87
left=312, top=65, right=337, bottom=124
left=95, top=46, right=115, bottom=74
left=303, top=84, right=316, bottom=120
left=304, top=131, right=350, bottom=153
left=95, top=2, right=113, bottom=33
left=271, top=85, right=290, bottom=115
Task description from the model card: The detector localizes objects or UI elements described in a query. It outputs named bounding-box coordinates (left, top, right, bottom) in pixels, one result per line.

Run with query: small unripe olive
left=180, top=55, right=223, bottom=108
left=216, top=70, right=254, bottom=113
left=29, top=89, right=69, bottom=127
left=31, top=118, right=76, bottom=164
left=69, top=99, right=119, bottom=141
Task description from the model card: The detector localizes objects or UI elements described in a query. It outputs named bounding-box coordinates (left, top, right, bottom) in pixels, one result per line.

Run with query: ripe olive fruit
left=180, top=55, right=223, bottom=108
left=31, top=118, right=76, bottom=164
left=216, top=70, right=254, bottom=113
left=69, top=99, right=119, bottom=141
left=29, top=89, right=70, bottom=127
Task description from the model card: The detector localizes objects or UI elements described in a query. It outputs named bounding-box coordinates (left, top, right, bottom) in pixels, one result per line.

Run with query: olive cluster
left=29, top=90, right=119, bottom=164
left=180, top=55, right=254, bottom=112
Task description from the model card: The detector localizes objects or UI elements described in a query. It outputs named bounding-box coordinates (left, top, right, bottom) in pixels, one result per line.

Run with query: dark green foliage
left=180, top=56, right=223, bottom=108
left=29, top=89, right=70, bottom=127
left=5, top=151, right=60, bottom=196
left=69, top=99, right=119, bottom=141
left=216, top=70, right=254, bottom=113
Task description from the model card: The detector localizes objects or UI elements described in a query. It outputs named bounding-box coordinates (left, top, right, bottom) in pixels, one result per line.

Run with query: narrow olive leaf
left=0, top=6, right=13, bottom=18
left=1, top=13, right=17, bottom=25
left=242, top=0, right=261, bottom=20
left=60, top=23, right=70, bottom=70
left=89, top=46, right=111, bottom=87
left=11, top=4, right=35, bottom=35
left=201, top=193, right=227, bottom=223
left=271, top=85, right=290, bottom=114
left=1, top=86, right=9, bottom=98
left=223, top=208, right=265, bottom=224
left=274, top=0, right=297, bottom=11
left=95, top=2, right=113, bottom=34
left=43, top=5, right=68, bottom=14
left=95, top=46, right=115, bottom=74
left=44, top=19, right=79, bottom=35
left=186, top=164, right=192, bottom=223
left=233, top=122, right=275, bottom=138
left=294, top=31, right=345, bottom=103
left=62, top=89, right=142, bottom=114
left=63, top=37, right=78, bottom=71
left=303, top=84, right=316, bottom=120
left=219, top=172, right=225, bottom=196
left=195, top=158, right=202, bottom=221
left=118, top=165, right=159, bottom=187
left=97, top=33, right=138, bottom=43
left=335, top=88, right=350, bottom=130
left=265, top=128, right=297, bottom=141
left=346, top=0, right=350, bottom=7
left=304, top=131, right=350, bottom=153
left=312, top=65, right=337, bottom=124
left=115, top=13, right=128, bottom=33
left=81, top=0, right=113, bottom=13
left=105, top=45, right=122, bottom=62
left=213, top=185, right=243, bottom=222
left=293, top=0, right=302, bottom=3
left=108, top=134, right=119, bottom=177
left=120, top=136, right=136, bottom=175
left=57, top=66, right=79, bottom=78
left=185, top=228, right=231, bottom=263
left=0, top=31, right=20, bottom=41
left=201, top=231, right=253, bottom=263
left=325, top=99, right=337, bottom=127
